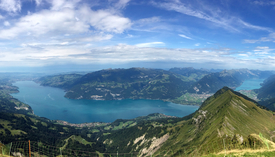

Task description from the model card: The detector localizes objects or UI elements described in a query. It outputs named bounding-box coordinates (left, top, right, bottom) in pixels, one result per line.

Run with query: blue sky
left=0, top=0, right=275, bottom=72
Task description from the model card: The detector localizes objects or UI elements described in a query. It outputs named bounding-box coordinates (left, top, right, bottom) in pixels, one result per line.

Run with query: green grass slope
left=155, top=87, right=275, bottom=156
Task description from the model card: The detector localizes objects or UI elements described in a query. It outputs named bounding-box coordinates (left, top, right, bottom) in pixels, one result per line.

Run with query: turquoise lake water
left=235, top=79, right=265, bottom=91
left=11, top=81, right=198, bottom=123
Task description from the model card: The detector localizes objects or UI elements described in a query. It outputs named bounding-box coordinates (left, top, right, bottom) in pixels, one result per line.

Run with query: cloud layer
left=0, top=0, right=274, bottom=70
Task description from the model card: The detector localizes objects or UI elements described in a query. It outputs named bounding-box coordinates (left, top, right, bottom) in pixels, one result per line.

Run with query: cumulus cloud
left=0, top=8, right=89, bottom=39
left=0, top=5, right=131, bottom=39
left=0, top=0, right=21, bottom=13
left=78, top=6, right=132, bottom=33
left=3, top=21, right=9, bottom=26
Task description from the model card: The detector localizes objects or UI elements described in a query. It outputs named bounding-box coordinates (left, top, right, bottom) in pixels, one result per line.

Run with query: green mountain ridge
left=95, top=87, right=275, bottom=156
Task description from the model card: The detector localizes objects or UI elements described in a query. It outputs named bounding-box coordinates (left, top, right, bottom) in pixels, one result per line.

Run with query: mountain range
left=37, top=68, right=274, bottom=106
left=2, top=67, right=275, bottom=156
left=188, top=69, right=273, bottom=94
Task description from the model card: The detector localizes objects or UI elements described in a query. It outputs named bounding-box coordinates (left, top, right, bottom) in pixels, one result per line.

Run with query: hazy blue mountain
left=169, top=67, right=211, bottom=81
left=188, top=69, right=273, bottom=94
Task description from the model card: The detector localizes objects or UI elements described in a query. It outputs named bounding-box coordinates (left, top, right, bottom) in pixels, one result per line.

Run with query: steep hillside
left=0, top=79, right=33, bottom=115
left=37, top=74, right=83, bottom=89
left=98, top=87, right=275, bottom=156
left=156, top=87, right=275, bottom=156
left=255, top=74, right=275, bottom=111
left=64, top=68, right=192, bottom=100
left=257, top=74, right=275, bottom=100
left=0, top=111, right=179, bottom=155
left=188, top=69, right=272, bottom=94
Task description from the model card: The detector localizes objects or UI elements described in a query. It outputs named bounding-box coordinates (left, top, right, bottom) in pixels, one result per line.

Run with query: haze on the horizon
left=0, top=0, right=274, bottom=72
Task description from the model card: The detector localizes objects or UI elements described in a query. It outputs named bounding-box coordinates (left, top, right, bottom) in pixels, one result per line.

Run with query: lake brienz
left=11, top=81, right=198, bottom=123
left=235, top=79, right=265, bottom=91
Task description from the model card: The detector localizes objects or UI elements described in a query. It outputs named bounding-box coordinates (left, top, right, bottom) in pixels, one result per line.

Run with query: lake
left=11, top=81, right=198, bottom=124
left=235, top=79, right=265, bottom=91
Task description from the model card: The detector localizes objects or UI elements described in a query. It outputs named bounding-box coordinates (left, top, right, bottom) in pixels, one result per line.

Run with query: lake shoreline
left=11, top=81, right=199, bottom=123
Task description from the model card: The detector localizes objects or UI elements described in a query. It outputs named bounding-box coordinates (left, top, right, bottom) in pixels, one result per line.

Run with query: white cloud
left=1, top=43, right=275, bottom=70
left=194, top=43, right=200, bottom=46
left=0, top=5, right=131, bottom=39
left=47, top=0, right=81, bottom=10
left=244, top=33, right=275, bottom=43
left=152, top=0, right=238, bottom=32
left=0, top=0, right=21, bottom=13
left=255, top=46, right=269, bottom=49
left=253, top=46, right=274, bottom=55
left=77, top=34, right=114, bottom=42
left=3, top=21, right=9, bottom=26
left=238, top=54, right=249, bottom=57
left=237, top=19, right=272, bottom=32
left=243, top=39, right=259, bottom=43
left=152, top=0, right=272, bottom=33
left=132, top=16, right=166, bottom=32
left=35, top=0, right=43, bottom=6
left=135, top=17, right=160, bottom=25
left=0, top=8, right=89, bottom=39
left=179, top=34, right=192, bottom=40
left=126, top=34, right=134, bottom=38
left=114, top=0, right=131, bottom=9
left=253, top=1, right=275, bottom=6
left=135, top=42, right=165, bottom=47
left=78, top=6, right=131, bottom=33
